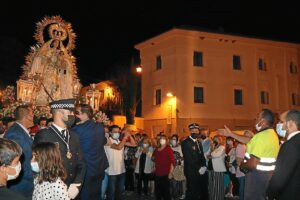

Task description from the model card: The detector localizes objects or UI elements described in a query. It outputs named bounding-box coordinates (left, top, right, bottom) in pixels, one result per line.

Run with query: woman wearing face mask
left=207, top=136, right=226, bottom=200
left=169, top=134, right=185, bottom=200
left=31, top=142, right=69, bottom=200
left=0, top=138, right=25, bottom=200
left=134, top=136, right=154, bottom=196
left=152, top=135, right=175, bottom=200
left=225, top=138, right=239, bottom=198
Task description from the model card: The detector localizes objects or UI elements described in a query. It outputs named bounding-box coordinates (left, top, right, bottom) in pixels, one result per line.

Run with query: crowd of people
left=1, top=98, right=300, bottom=200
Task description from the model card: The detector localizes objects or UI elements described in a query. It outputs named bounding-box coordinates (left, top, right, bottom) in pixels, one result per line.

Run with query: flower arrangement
left=0, top=101, right=27, bottom=118
left=1, top=85, right=16, bottom=106
left=93, top=110, right=111, bottom=126
left=0, top=82, right=51, bottom=119
left=33, top=105, right=52, bottom=119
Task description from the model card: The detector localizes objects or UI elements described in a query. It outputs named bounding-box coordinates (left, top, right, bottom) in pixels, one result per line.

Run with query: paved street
left=122, top=190, right=239, bottom=200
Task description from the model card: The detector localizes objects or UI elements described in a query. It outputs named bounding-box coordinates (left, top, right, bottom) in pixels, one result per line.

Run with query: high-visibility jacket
left=245, top=128, right=279, bottom=171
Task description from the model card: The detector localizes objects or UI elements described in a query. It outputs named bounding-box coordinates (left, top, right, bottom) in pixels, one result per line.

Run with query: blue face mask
left=276, top=123, right=286, bottom=138
left=31, top=161, right=40, bottom=173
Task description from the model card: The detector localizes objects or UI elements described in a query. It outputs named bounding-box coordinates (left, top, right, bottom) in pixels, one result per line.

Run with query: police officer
left=181, top=123, right=208, bottom=200
left=33, top=99, right=86, bottom=199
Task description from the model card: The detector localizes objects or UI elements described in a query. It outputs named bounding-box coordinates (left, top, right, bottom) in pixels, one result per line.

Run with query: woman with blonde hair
left=135, top=135, right=154, bottom=196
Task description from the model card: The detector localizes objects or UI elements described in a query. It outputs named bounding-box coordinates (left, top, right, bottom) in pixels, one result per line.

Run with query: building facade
left=135, top=27, right=300, bottom=137
left=80, top=81, right=121, bottom=111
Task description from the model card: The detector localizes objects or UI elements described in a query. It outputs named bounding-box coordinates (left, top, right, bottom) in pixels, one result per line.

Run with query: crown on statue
left=48, top=23, right=68, bottom=41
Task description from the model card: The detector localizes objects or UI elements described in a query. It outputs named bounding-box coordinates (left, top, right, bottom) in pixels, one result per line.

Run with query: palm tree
left=112, top=64, right=140, bottom=125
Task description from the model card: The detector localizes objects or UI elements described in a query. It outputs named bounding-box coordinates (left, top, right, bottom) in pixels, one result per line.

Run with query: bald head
left=279, top=111, right=288, bottom=123
left=281, top=110, right=300, bottom=136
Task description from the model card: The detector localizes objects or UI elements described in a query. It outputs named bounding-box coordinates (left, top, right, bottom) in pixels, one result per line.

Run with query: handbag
left=172, top=165, right=186, bottom=181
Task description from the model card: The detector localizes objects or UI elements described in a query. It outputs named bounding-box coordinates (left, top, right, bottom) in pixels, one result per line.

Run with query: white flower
left=93, top=111, right=111, bottom=125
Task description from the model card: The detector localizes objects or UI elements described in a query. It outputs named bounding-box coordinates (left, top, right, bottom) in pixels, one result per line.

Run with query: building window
left=260, top=91, right=269, bottom=104
left=292, top=93, right=300, bottom=106
left=233, top=55, right=241, bottom=70
left=193, top=51, right=203, bottom=67
left=234, top=89, right=243, bottom=105
left=258, top=58, right=267, bottom=71
left=194, top=87, right=204, bottom=103
left=290, top=62, right=298, bottom=74
left=156, top=56, right=162, bottom=70
left=155, top=89, right=161, bottom=105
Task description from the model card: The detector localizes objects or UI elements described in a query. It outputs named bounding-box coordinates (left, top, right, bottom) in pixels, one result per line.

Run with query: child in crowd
left=31, top=142, right=69, bottom=200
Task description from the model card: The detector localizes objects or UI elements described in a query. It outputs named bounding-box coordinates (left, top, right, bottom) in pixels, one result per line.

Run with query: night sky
left=0, top=0, right=299, bottom=88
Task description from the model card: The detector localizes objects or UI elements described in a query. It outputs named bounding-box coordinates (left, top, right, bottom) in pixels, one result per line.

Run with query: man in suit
left=267, top=109, right=300, bottom=200
left=4, top=105, right=34, bottom=198
left=72, top=104, right=109, bottom=200
left=33, top=99, right=86, bottom=199
left=181, top=123, right=208, bottom=200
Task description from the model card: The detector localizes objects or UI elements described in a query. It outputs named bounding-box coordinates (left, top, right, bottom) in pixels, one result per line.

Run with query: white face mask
left=112, top=132, right=120, bottom=140
left=143, top=143, right=149, bottom=148
left=276, top=123, right=287, bottom=138
left=31, top=161, right=40, bottom=173
left=160, top=138, right=166, bottom=146
left=7, top=161, right=21, bottom=181
left=170, top=139, right=177, bottom=147
left=227, top=140, right=233, bottom=146
left=255, top=120, right=263, bottom=131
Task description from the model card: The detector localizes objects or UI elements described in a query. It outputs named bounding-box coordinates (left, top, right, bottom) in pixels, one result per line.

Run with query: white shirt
left=33, top=177, right=70, bottom=200
left=287, top=131, right=300, bottom=141
left=211, top=145, right=226, bottom=172
left=135, top=146, right=154, bottom=174
left=52, top=123, right=67, bottom=137
left=104, top=137, right=126, bottom=175
left=227, top=147, right=236, bottom=174
left=16, top=122, right=31, bottom=138
left=189, top=136, right=197, bottom=142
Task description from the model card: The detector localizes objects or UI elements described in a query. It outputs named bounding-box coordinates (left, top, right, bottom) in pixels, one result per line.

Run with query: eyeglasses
left=74, top=111, right=81, bottom=115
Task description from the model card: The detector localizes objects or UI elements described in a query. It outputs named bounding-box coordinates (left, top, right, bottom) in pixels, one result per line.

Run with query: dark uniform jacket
left=181, top=136, right=207, bottom=177
left=33, top=124, right=86, bottom=186
left=267, top=133, right=300, bottom=200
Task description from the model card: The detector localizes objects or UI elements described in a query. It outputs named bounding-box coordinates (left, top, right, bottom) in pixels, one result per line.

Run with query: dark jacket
left=267, top=133, right=300, bottom=200
left=0, top=187, right=29, bottom=200
left=72, top=120, right=108, bottom=177
left=33, top=124, right=86, bottom=186
left=4, top=122, right=34, bottom=197
left=181, top=136, right=206, bottom=177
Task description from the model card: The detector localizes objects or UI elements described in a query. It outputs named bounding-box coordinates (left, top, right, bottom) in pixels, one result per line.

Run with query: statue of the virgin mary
left=18, top=16, right=81, bottom=106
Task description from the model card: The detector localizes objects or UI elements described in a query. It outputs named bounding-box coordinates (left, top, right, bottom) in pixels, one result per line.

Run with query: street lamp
left=166, top=92, right=173, bottom=97
left=136, top=65, right=142, bottom=73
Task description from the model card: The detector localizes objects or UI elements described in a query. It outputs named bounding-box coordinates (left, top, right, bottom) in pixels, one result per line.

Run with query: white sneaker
left=179, top=194, right=185, bottom=199
left=225, top=193, right=233, bottom=198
